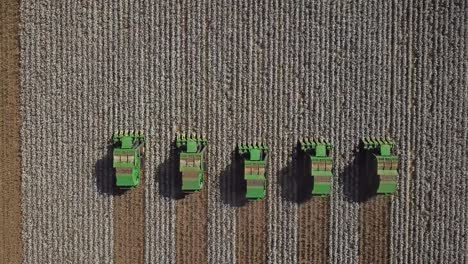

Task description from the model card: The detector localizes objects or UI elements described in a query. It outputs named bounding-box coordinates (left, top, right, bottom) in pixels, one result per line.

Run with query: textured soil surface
left=114, top=172, right=145, bottom=264
left=236, top=201, right=267, bottom=264
left=359, top=196, right=391, bottom=264
left=17, top=1, right=468, bottom=263
left=0, top=0, right=22, bottom=263
left=298, top=198, right=330, bottom=264
left=176, top=189, right=208, bottom=264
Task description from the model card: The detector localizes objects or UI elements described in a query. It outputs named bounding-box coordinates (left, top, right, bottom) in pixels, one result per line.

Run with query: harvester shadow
left=156, top=144, right=184, bottom=200
left=279, top=144, right=314, bottom=204
left=95, top=143, right=127, bottom=196
left=339, top=143, right=378, bottom=203
left=220, top=150, right=246, bottom=207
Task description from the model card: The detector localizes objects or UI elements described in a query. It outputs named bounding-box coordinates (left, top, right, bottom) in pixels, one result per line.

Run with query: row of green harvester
left=112, top=131, right=399, bottom=200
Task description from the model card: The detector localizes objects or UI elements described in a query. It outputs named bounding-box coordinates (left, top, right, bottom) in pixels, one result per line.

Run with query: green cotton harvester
left=176, top=133, right=207, bottom=193
left=112, top=130, right=145, bottom=189
left=299, top=138, right=334, bottom=196
left=362, top=137, right=399, bottom=194
left=238, top=143, right=268, bottom=200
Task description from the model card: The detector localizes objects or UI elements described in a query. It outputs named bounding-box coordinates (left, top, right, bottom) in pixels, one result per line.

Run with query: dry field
left=359, top=196, right=391, bottom=264
left=114, top=171, right=146, bottom=264
left=236, top=201, right=267, bottom=264
left=176, top=177, right=208, bottom=264
left=1, top=0, right=466, bottom=264
left=298, top=198, right=330, bottom=264
left=0, top=0, right=22, bottom=263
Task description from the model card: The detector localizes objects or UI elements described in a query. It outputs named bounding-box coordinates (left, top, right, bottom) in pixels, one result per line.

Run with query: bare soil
left=0, top=0, right=22, bottom=263
left=176, top=185, right=208, bottom=264
left=297, top=198, right=330, bottom=264
left=236, top=200, right=267, bottom=264
left=114, top=172, right=145, bottom=264
left=359, top=196, right=391, bottom=264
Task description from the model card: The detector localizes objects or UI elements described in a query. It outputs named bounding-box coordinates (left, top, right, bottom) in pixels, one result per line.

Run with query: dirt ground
left=114, top=172, right=145, bottom=264
left=297, top=198, right=330, bottom=264
left=176, top=188, right=208, bottom=264
left=0, top=0, right=22, bottom=263
left=359, top=196, right=391, bottom=264
left=236, top=201, right=267, bottom=264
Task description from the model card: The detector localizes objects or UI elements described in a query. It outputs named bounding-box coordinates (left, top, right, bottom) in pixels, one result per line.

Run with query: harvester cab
left=362, top=137, right=398, bottom=194
left=299, top=138, right=334, bottom=196
left=112, top=130, right=145, bottom=189
left=238, top=143, right=268, bottom=200
left=176, top=133, right=207, bottom=193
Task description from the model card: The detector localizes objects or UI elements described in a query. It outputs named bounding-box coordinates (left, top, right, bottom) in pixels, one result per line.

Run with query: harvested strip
left=0, top=0, right=22, bottom=262
left=359, top=196, right=391, bottom=264
left=298, top=198, right=330, bottom=264
left=236, top=200, right=267, bottom=264
left=114, top=171, right=145, bottom=264
left=176, top=181, right=208, bottom=264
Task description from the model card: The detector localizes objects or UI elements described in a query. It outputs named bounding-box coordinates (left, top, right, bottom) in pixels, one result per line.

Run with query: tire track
left=359, top=196, right=391, bottom=264
left=297, top=198, right=330, bottom=264
left=114, top=173, right=145, bottom=264
left=176, top=188, right=208, bottom=264
left=0, top=0, right=22, bottom=263
left=236, top=201, right=267, bottom=264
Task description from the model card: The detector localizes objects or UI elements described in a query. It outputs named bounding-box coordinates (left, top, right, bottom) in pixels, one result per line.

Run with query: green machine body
left=299, top=138, right=333, bottom=196
left=238, top=143, right=268, bottom=200
left=176, top=133, right=207, bottom=193
left=112, top=130, right=145, bottom=189
left=362, top=137, right=399, bottom=194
